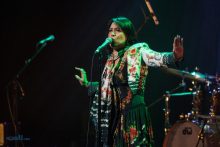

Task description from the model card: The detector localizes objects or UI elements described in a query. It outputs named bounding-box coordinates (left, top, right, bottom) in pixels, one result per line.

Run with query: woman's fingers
left=75, top=67, right=86, bottom=75
left=75, top=75, right=83, bottom=85
left=75, top=75, right=81, bottom=81
left=75, top=67, right=80, bottom=70
left=75, top=67, right=83, bottom=72
left=173, top=35, right=184, bottom=60
left=174, top=35, right=183, bottom=47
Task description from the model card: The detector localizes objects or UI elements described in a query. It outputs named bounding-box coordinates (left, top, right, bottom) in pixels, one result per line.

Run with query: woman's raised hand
left=173, top=35, right=184, bottom=61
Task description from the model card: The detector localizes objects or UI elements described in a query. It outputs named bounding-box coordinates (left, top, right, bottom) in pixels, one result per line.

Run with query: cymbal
left=191, top=71, right=217, bottom=80
left=159, top=67, right=209, bottom=83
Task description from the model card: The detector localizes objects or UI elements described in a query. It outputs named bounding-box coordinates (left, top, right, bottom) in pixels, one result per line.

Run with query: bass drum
left=163, top=121, right=207, bottom=147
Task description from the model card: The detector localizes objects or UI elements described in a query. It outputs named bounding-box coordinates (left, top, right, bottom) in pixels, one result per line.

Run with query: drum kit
left=160, top=67, right=220, bottom=147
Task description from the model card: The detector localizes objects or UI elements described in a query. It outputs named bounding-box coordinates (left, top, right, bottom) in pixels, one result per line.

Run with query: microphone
left=95, top=38, right=113, bottom=54
left=38, top=35, right=55, bottom=44
left=144, top=0, right=159, bottom=26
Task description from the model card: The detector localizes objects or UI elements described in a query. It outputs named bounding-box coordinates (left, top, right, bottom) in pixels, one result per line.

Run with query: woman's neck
left=112, top=49, right=118, bottom=57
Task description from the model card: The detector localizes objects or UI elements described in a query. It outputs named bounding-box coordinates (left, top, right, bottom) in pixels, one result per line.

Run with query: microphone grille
left=50, top=35, right=55, bottom=41
left=106, top=37, right=113, bottom=43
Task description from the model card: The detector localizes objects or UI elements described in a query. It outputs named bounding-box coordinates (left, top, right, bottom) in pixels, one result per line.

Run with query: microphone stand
left=16, top=43, right=47, bottom=79
left=5, top=42, right=49, bottom=147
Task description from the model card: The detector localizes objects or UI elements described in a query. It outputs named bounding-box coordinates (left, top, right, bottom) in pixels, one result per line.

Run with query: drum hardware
left=169, top=91, right=196, bottom=96
left=191, top=84, right=202, bottom=120
left=161, top=67, right=220, bottom=146
left=163, top=80, right=189, bottom=135
left=210, top=88, right=220, bottom=117
left=163, top=90, right=199, bottom=134
left=147, top=83, right=186, bottom=134
left=195, top=119, right=207, bottom=147
left=179, top=113, right=194, bottom=121
left=164, top=92, right=171, bottom=135
left=197, top=115, right=220, bottom=121
left=163, top=84, right=220, bottom=147
left=193, top=80, right=220, bottom=124
left=163, top=78, right=206, bottom=136
left=160, top=67, right=219, bottom=119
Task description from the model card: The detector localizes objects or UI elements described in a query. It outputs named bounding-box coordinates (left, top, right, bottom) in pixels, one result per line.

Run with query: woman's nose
left=111, top=31, right=116, bottom=36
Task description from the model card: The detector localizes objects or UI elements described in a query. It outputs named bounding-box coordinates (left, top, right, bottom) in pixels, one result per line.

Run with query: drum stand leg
left=164, top=93, right=171, bottom=135
left=195, top=120, right=207, bottom=147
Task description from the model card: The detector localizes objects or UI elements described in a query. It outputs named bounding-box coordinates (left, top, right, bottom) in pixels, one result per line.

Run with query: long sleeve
left=126, top=42, right=176, bottom=95
left=139, top=42, right=176, bottom=66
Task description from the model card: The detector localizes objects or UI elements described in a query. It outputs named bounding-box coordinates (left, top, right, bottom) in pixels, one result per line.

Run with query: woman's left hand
left=173, top=35, right=184, bottom=61
left=74, top=67, right=89, bottom=87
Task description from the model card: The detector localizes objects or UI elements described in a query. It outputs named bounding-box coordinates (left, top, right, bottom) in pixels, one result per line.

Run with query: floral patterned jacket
left=89, top=42, right=176, bottom=143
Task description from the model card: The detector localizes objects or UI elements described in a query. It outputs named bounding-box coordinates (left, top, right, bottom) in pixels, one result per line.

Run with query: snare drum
left=163, top=121, right=207, bottom=147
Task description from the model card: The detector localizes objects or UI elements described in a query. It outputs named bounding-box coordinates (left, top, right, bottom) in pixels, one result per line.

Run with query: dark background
left=0, top=0, right=220, bottom=146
